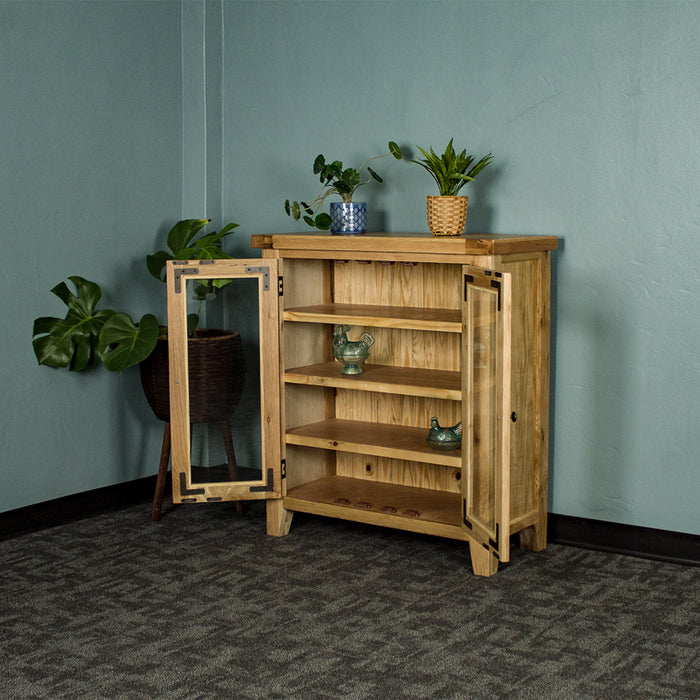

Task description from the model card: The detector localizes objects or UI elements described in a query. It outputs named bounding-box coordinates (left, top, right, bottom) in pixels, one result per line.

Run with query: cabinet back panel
left=336, top=453, right=462, bottom=493
left=333, top=260, right=462, bottom=310
left=340, top=327, right=461, bottom=371
left=335, top=389, right=461, bottom=429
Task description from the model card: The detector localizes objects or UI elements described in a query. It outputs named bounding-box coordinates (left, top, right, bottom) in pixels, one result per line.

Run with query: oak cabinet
left=167, top=233, right=556, bottom=577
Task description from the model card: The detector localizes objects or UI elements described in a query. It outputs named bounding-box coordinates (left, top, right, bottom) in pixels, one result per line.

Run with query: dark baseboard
left=548, top=513, right=699, bottom=567
left=0, top=475, right=168, bottom=540
left=2, top=482, right=698, bottom=566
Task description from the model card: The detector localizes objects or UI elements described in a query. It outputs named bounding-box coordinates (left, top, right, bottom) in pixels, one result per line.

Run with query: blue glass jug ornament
left=333, top=325, right=375, bottom=375
left=426, top=417, right=462, bottom=451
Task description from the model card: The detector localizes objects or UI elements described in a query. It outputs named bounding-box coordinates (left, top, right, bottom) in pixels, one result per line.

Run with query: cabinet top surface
left=251, top=232, right=557, bottom=256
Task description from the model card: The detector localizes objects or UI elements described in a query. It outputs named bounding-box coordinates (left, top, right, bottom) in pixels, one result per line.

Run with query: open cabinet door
left=462, top=266, right=512, bottom=563
left=167, top=259, right=281, bottom=504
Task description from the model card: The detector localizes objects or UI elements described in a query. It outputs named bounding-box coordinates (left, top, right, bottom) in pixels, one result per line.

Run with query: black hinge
left=489, top=522, right=500, bottom=551
left=465, top=272, right=503, bottom=312
left=278, top=275, right=284, bottom=296
left=281, top=459, right=286, bottom=479
left=490, top=280, right=502, bottom=311
left=462, top=498, right=473, bottom=529
left=464, top=499, right=500, bottom=559
left=481, top=542, right=501, bottom=561
left=464, top=274, right=474, bottom=302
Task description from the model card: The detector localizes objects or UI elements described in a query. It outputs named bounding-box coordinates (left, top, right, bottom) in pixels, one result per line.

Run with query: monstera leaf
left=165, top=217, right=212, bottom=254
left=146, top=219, right=239, bottom=283
left=32, top=277, right=116, bottom=371
left=33, top=277, right=160, bottom=373
left=98, top=312, right=160, bottom=373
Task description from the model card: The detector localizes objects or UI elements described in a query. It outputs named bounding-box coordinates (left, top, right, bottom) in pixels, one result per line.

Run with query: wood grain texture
left=252, top=232, right=558, bottom=256
left=253, top=233, right=555, bottom=576
left=284, top=303, right=461, bottom=331
left=469, top=539, right=499, bottom=576
left=286, top=419, right=461, bottom=468
left=285, top=363, right=462, bottom=400
left=166, top=260, right=282, bottom=503
left=284, top=476, right=468, bottom=540
left=335, top=453, right=462, bottom=494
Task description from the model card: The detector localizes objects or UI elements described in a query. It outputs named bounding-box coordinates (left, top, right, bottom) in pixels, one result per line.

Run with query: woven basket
left=139, top=329, right=246, bottom=424
left=426, top=195, right=468, bottom=236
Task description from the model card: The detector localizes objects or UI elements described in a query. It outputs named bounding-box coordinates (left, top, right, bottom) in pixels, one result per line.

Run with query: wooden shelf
left=283, top=303, right=462, bottom=332
left=284, top=476, right=467, bottom=540
left=285, top=363, right=462, bottom=400
left=285, top=419, right=461, bottom=467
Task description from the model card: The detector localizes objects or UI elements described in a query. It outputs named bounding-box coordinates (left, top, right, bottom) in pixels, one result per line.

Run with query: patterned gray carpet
left=1, top=500, right=698, bottom=699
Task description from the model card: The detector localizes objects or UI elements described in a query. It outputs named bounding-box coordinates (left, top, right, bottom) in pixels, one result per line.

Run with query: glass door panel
left=167, top=259, right=281, bottom=504
left=462, top=268, right=511, bottom=561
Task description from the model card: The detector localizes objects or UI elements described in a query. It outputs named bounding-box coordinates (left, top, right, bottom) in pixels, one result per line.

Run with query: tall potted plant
left=31, top=219, right=246, bottom=519
left=410, top=139, right=493, bottom=236
left=32, top=218, right=241, bottom=374
left=284, top=141, right=403, bottom=234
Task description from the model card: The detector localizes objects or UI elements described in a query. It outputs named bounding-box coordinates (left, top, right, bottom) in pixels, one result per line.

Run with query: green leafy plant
left=284, top=141, right=403, bottom=230
left=146, top=218, right=239, bottom=299
left=32, top=219, right=239, bottom=373
left=411, top=138, right=493, bottom=196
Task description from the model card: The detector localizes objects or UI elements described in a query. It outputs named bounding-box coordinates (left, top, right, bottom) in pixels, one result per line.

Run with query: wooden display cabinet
left=166, top=233, right=557, bottom=577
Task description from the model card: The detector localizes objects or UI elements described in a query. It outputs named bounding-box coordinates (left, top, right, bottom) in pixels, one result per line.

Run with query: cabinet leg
left=266, top=499, right=293, bottom=537
left=519, top=519, right=547, bottom=552
left=469, top=540, right=499, bottom=577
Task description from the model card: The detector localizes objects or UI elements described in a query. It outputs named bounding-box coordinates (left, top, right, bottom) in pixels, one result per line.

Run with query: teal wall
left=221, top=0, right=700, bottom=535
left=2, top=1, right=698, bottom=536
left=1, top=1, right=183, bottom=509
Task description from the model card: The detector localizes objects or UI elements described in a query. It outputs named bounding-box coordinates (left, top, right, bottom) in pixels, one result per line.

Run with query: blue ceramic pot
left=330, top=201, right=367, bottom=234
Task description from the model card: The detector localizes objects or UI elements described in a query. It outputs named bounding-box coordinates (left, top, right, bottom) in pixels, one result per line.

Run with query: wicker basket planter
left=426, top=195, right=469, bottom=236
left=139, top=329, right=246, bottom=424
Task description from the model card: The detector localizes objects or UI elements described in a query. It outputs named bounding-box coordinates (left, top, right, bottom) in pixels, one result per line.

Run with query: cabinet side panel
left=284, top=323, right=329, bottom=368
left=283, top=258, right=335, bottom=488
left=285, top=258, right=332, bottom=307
left=285, top=444, right=335, bottom=489
left=285, top=383, right=335, bottom=427
left=283, top=257, right=333, bottom=373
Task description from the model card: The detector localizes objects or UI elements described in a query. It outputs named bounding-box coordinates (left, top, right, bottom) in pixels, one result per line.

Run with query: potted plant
left=32, top=218, right=241, bottom=374
left=31, top=219, right=246, bottom=519
left=410, top=139, right=493, bottom=236
left=284, top=141, right=403, bottom=234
